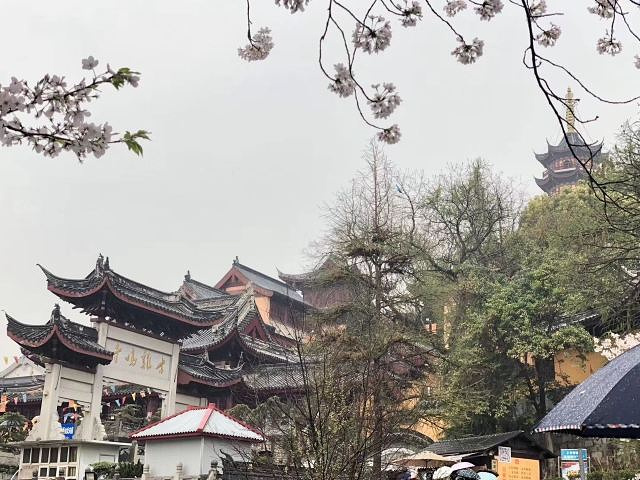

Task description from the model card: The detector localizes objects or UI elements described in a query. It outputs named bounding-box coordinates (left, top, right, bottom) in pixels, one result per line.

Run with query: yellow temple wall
left=554, top=349, right=608, bottom=386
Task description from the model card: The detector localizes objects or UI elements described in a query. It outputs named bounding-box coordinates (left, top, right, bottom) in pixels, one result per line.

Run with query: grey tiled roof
left=6, top=305, right=113, bottom=362
left=180, top=291, right=267, bottom=352
left=535, top=132, right=604, bottom=166
left=423, top=431, right=528, bottom=456
left=242, top=363, right=305, bottom=392
left=179, top=275, right=228, bottom=301
left=178, top=354, right=243, bottom=386
left=233, top=262, right=304, bottom=303
left=39, top=256, right=236, bottom=327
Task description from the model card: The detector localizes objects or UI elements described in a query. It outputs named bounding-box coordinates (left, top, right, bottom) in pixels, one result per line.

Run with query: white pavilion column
left=162, top=343, right=180, bottom=416
left=77, top=319, right=109, bottom=440
left=28, top=362, right=64, bottom=441
left=78, top=363, right=106, bottom=440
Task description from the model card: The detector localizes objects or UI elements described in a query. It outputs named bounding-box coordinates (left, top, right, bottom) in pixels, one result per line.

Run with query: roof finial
left=49, top=304, right=61, bottom=324
left=185, top=270, right=191, bottom=281
left=566, top=87, right=577, bottom=134
left=233, top=256, right=239, bottom=265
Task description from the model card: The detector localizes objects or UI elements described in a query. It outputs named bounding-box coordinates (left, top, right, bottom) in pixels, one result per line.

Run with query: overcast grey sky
left=1, top=1, right=638, bottom=356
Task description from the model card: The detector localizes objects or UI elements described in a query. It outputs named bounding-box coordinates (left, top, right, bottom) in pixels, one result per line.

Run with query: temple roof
left=277, top=256, right=339, bottom=288
left=241, top=363, right=305, bottom=393
left=6, top=305, right=113, bottom=369
left=180, top=290, right=271, bottom=352
left=39, top=256, right=237, bottom=337
left=131, top=404, right=264, bottom=443
left=534, top=168, right=583, bottom=191
left=216, top=260, right=305, bottom=304
left=177, top=354, right=243, bottom=388
left=178, top=273, right=228, bottom=301
left=535, top=132, right=604, bottom=168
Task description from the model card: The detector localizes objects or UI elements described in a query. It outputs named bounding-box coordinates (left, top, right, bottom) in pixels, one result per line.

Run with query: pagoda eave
left=6, top=314, right=113, bottom=367
left=176, top=370, right=242, bottom=389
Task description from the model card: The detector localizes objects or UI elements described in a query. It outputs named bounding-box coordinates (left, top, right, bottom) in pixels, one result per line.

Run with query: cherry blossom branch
left=233, top=0, right=640, bottom=152
left=0, top=57, right=149, bottom=160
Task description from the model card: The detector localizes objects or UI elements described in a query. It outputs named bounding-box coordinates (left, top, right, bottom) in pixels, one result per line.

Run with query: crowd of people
left=399, top=461, right=500, bottom=480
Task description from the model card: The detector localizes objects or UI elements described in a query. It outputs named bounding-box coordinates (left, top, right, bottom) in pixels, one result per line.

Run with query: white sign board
left=498, top=446, right=512, bottom=464
left=102, top=325, right=176, bottom=392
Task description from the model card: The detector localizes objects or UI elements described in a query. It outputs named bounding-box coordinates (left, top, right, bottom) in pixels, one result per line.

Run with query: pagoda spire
left=566, top=87, right=577, bottom=134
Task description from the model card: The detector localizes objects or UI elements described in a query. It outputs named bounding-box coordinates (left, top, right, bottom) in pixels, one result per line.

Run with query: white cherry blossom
left=275, top=0, right=310, bottom=13
left=0, top=58, right=148, bottom=160
left=400, top=2, right=423, bottom=27
left=368, top=83, right=401, bottom=119
left=81, top=56, right=99, bottom=70
left=238, top=28, right=274, bottom=62
left=452, top=38, right=485, bottom=64
left=474, top=0, right=504, bottom=21
left=536, top=24, right=561, bottom=47
left=588, top=0, right=615, bottom=19
left=352, top=16, right=392, bottom=54
left=328, top=64, right=356, bottom=98
left=377, top=124, right=401, bottom=144
left=444, top=0, right=467, bottom=17
left=597, top=35, right=622, bottom=55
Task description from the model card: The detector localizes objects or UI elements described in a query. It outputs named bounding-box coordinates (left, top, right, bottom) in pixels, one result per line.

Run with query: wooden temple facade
left=2, top=256, right=307, bottom=441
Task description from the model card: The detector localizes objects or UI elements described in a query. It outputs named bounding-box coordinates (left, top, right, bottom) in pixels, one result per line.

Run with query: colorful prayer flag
left=3, top=357, right=8, bottom=365
left=115, top=400, right=120, bottom=407
left=13, top=356, right=19, bottom=364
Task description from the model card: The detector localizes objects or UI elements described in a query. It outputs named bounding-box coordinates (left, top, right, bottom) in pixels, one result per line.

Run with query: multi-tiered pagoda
left=535, top=88, right=605, bottom=195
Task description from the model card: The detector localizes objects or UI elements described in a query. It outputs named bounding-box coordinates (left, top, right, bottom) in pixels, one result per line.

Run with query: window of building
left=27, top=445, right=78, bottom=479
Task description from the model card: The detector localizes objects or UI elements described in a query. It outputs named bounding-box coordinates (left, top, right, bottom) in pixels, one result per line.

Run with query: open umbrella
left=535, top=343, right=640, bottom=438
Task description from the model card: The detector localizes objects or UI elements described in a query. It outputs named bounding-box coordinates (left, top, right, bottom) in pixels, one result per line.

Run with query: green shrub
left=588, top=472, right=603, bottom=480
left=588, top=470, right=640, bottom=480
left=90, top=461, right=116, bottom=478
left=118, top=461, right=143, bottom=478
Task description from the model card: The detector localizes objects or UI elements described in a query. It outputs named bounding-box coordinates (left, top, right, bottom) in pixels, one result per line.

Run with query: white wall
left=144, top=438, right=203, bottom=478
left=0, top=357, right=43, bottom=378
left=200, top=438, right=253, bottom=473
left=174, top=394, right=208, bottom=414
left=17, top=442, right=127, bottom=480
left=78, top=443, right=125, bottom=478
left=144, top=437, right=255, bottom=477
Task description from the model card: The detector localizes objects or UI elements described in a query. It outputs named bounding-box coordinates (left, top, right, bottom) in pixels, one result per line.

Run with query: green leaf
left=123, top=130, right=151, bottom=157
